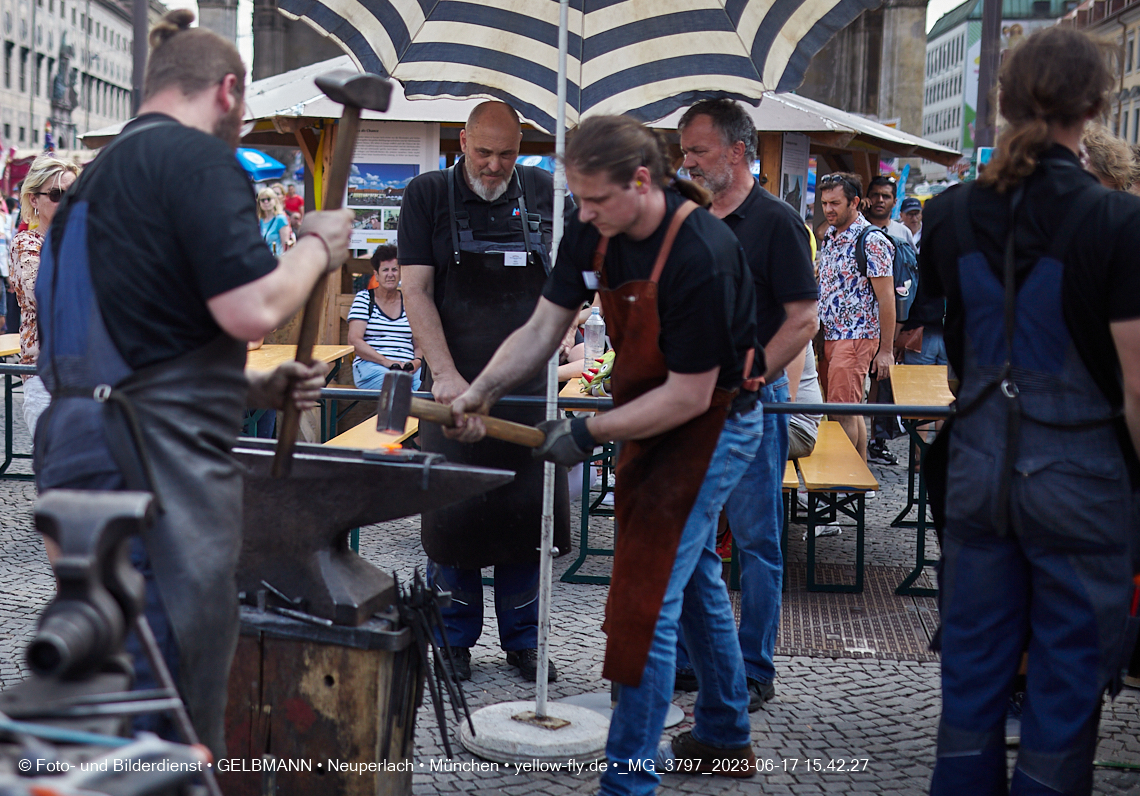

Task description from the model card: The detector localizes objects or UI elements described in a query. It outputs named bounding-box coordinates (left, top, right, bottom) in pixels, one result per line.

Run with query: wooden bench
left=323, top=416, right=419, bottom=449
left=796, top=420, right=879, bottom=593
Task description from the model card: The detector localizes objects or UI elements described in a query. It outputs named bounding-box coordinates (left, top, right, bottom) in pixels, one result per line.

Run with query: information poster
left=348, top=121, right=440, bottom=256
left=780, top=132, right=810, bottom=219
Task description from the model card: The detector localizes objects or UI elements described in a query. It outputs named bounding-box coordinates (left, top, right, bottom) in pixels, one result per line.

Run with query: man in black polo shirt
left=676, top=99, right=818, bottom=710
left=399, top=101, right=566, bottom=683
left=34, top=11, right=351, bottom=755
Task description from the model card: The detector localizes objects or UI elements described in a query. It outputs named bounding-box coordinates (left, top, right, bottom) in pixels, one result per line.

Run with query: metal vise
left=28, top=490, right=152, bottom=680
left=233, top=440, right=514, bottom=626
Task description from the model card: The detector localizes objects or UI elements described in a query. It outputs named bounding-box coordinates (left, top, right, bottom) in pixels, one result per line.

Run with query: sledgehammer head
left=376, top=370, right=414, bottom=434
left=314, top=70, right=392, bottom=113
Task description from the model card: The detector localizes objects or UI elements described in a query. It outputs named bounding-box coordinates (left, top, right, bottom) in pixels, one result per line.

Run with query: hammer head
left=376, top=370, right=413, bottom=433
left=314, top=70, right=393, bottom=113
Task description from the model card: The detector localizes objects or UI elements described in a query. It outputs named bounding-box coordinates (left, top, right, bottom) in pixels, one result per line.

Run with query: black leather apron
left=420, top=166, right=568, bottom=567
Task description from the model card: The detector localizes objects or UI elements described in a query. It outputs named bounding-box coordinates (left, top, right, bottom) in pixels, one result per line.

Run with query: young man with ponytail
left=33, top=11, right=352, bottom=756
left=916, top=26, right=1140, bottom=795
left=447, top=115, right=762, bottom=793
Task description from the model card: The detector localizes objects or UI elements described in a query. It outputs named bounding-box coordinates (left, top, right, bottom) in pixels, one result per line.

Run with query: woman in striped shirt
left=348, top=244, right=423, bottom=390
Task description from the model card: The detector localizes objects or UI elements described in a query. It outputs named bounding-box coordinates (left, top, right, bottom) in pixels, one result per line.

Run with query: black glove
left=533, top=417, right=595, bottom=467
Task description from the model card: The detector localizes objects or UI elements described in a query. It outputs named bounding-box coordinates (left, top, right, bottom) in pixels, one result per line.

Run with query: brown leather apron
left=592, top=200, right=735, bottom=686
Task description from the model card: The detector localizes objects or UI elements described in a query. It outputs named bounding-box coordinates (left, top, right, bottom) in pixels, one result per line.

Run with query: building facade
left=1065, top=0, right=1140, bottom=144
left=921, top=0, right=1072, bottom=177
left=0, top=0, right=164, bottom=151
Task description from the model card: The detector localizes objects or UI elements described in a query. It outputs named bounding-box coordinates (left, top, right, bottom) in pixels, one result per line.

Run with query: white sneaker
left=802, top=525, right=842, bottom=541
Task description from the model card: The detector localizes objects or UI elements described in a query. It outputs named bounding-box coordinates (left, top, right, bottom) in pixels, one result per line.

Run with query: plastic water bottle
left=583, top=307, right=606, bottom=367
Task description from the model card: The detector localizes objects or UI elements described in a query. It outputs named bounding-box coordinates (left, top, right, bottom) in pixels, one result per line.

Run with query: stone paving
left=0, top=397, right=1138, bottom=794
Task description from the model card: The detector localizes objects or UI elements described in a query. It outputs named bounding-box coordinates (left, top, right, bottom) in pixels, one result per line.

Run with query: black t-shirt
left=543, top=190, right=757, bottom=391
left=55, top=113, right=276, bottom=369
left=722, top=181, right=817, bottom=349
left=397, top=160, right=557, bottom=303
left=914, top=145, right=1140, bottom=460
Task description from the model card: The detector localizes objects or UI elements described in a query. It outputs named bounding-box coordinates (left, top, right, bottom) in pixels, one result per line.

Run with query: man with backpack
left=817, top=172, right=895, bottom=461
left=863, top=175, right=920, bottom=465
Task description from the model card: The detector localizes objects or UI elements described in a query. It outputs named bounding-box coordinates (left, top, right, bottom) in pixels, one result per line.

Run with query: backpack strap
left=854, top=224, right=891, bottom=279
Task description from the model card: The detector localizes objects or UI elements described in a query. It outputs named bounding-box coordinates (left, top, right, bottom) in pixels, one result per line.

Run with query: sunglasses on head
left=818, top=174, right=860, bottom=196
left=36, top=188, right=66, bottom=203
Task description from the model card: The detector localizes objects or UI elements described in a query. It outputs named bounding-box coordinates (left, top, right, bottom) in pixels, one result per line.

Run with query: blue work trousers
left=427, top=560, right=540, bottom=651
left=599, top=407, right=762, bottom=796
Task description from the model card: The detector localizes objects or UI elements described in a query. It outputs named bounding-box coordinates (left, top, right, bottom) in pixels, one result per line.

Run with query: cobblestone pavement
left=0, top=401, right=1138, bottom=794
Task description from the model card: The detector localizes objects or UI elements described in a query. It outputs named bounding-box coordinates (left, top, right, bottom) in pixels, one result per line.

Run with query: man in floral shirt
left=817, top=172, right=895, bottom=461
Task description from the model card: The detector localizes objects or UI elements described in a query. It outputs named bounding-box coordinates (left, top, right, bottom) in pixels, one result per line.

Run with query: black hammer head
left=376, top=370, right=414, bottom=433
left=314, top=70, right=392, bottom=113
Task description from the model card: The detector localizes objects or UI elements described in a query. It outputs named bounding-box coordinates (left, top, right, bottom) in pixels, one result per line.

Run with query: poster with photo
left=348, top=121, right=439, bottom=255
left=780, top=133, right=810, bottom=220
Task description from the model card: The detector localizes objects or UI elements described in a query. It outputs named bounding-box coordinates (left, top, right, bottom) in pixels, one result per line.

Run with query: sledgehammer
left=376, top=371, right=546, bottom=447
left=272, top=70, right=392, bottom=478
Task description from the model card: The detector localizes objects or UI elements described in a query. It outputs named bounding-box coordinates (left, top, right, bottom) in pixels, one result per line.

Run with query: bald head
left=460, top=101, right=523, bottom=202
left=466, top=101, right=521, bottom=137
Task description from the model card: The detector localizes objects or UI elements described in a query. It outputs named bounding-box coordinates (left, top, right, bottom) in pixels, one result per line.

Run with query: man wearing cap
left=900, top=197, right=922, bottom=250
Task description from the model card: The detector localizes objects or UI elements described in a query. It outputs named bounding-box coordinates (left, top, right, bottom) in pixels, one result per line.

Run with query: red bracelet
left=298, top=231, right=332, bottom=266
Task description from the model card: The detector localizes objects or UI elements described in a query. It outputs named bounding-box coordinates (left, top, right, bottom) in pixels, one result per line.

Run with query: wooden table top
left=324, top=416, right=419, bottom=449
left=890, top=364, right=955, bottom=415
left=0, top=334, right=19, bottom=359
left=245, top=344, right=354, bottom=373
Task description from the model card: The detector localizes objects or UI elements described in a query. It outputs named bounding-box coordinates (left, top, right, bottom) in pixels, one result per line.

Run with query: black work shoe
left=435, top=646, right=472, bottom=682
left=505, top=648, right=558, bottom=682
left=673, top=668, right=699, bottom=692
left=747, top=678, right=775, bottom=712
left=669, top=730, right=756, bottom=778
left=867, top=440, right=899, bottom=466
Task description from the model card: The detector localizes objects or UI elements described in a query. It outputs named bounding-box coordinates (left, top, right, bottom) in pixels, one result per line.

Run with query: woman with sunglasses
left=256, top=187, right=292, bottom=254
left=10, top=154, right=80, bottom=448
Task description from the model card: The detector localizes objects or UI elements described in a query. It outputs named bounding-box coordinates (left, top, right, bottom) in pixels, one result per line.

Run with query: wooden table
left=0, top=334, right=20, bottom=358
left=889, top=364, right=955, bottom=597
left=244, top=345, right=354, bottom=441
left=0, top=334, right=32, bottom=481
left=245, top=344, right=354, bottom=373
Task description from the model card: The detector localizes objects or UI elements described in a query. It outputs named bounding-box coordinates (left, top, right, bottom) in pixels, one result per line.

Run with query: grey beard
left=468, top=174, right=510, bottom=202
left=465, top=159, right=511, bottom=202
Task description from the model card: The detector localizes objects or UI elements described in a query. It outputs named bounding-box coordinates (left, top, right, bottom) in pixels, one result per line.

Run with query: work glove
left=533, top=418, right=595, bottom=467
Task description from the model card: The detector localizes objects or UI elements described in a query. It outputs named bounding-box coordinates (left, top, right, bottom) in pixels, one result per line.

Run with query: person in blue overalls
left=33, top=10, right=352, bottom=757
left=916, top=27, right=1140, bottom=795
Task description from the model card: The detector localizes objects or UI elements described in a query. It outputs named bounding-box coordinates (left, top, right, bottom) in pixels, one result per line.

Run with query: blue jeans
left=676, top=378, right=788, bottom=686
left=426, top=560, right=540, bottom=650
left=600, top=408, right=762, bottom=796
left=902, top=326, right=948, bottom=366
left=353, top=358, right=422, bottom=391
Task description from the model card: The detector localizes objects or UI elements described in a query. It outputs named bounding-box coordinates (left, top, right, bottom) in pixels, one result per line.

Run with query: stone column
left=877, top=0, right=929, bottom=136
left=198, top=0, right=239, bottom=49
left=252, top=0, right=286, bottom=80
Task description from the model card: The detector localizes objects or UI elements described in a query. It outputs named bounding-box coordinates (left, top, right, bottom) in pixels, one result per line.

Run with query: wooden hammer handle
left=409, top=397, right=546, bottom=447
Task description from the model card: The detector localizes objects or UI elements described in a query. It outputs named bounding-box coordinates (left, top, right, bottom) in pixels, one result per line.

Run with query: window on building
left=2, top=124, right=8, bottom=141
left=34, top=53, right=40, bottom=96
left=1123, top=111, right=1129, bottom=142
left=18, top=46, right=25, bottom=92
left=17, top=126, right=24, bottom=143
left=3, top=42, right=10, bottom=89
left=1129, top=35, right=1135, bottom=73
left=60, top=1, right=64, bottom=18
left=1134, top=108, right=1139, bottom=144
left=71, top=8, right=75, bottom=25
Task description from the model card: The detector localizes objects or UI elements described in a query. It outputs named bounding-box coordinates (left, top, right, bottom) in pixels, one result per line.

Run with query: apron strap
left=592, top=235, right=610, bottom=288
left=650, top=200, right=698, bottom=283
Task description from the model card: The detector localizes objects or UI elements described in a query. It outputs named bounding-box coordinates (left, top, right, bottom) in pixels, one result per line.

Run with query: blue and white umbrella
left=278, top=0, right=883, bottom=134
left=236, top=147, right=286, bottom=181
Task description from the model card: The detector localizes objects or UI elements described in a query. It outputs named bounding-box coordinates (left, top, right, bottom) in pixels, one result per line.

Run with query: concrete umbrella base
left=459, top=701, right=609, bottom=765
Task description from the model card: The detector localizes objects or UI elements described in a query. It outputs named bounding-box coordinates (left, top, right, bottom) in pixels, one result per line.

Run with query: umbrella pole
left=534, top=0, right=571, bottom=722
left=461, top=0, right=606, bottom=765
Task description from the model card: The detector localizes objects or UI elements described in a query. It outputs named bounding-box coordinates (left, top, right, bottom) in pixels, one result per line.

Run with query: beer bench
left=796, top=421, right=878, bottom=593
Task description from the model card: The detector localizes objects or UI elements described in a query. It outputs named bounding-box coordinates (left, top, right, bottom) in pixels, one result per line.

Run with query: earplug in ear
left=636, top=180, right=642, bottom=187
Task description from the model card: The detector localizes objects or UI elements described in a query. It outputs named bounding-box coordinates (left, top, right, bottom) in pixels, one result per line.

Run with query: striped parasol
left=277, top=0, right=883, bottom=134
